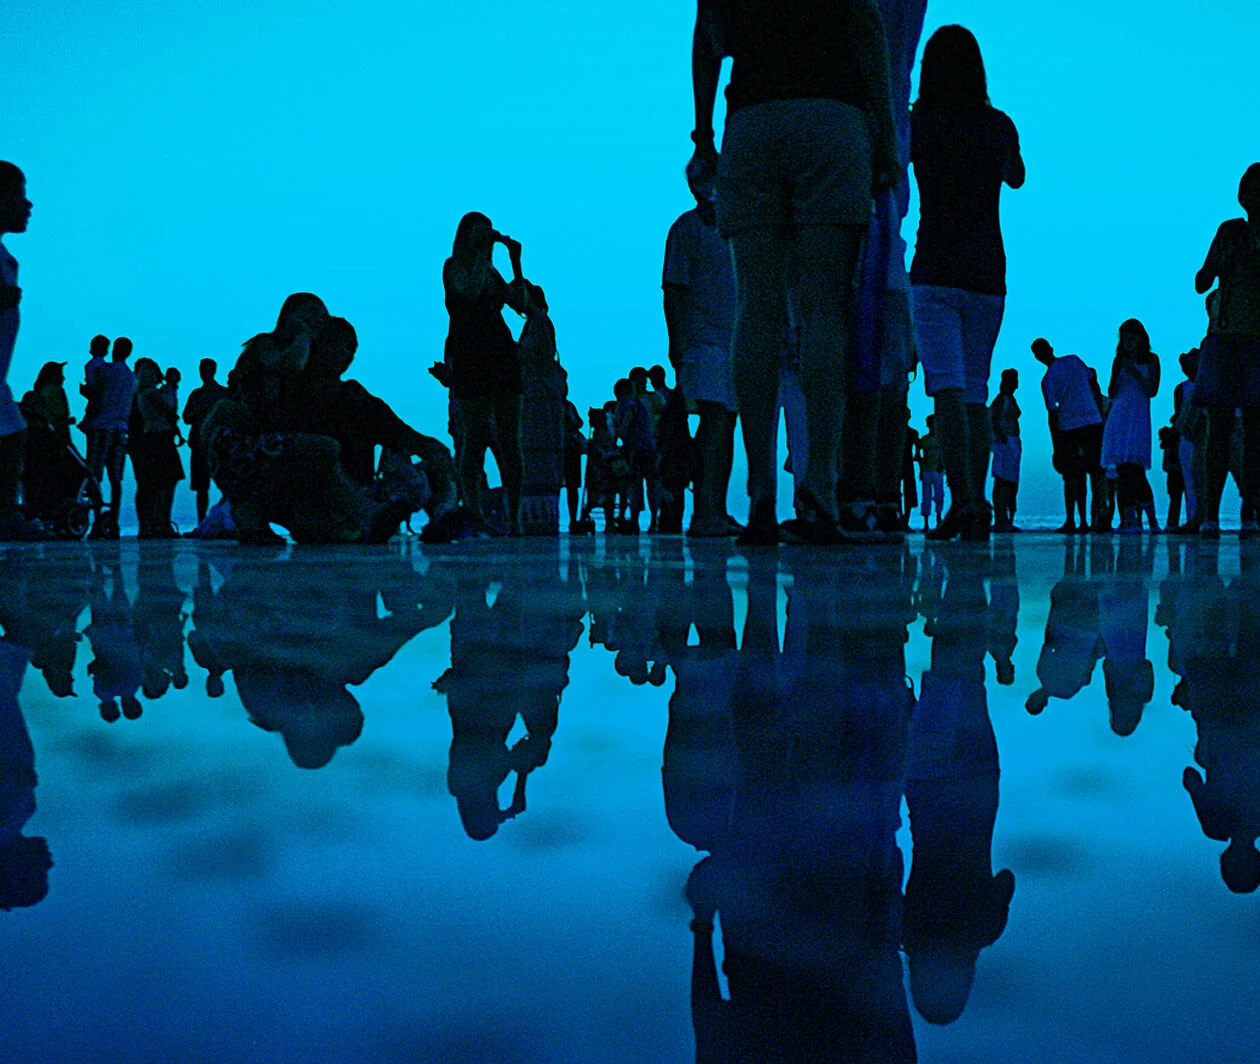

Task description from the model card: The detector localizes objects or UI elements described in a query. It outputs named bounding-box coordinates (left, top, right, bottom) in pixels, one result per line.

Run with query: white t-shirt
left=662, top=208, right=736, bottom=355
left=0, top=240, right=24, bottom=438
left=1042, top=355, right=1102, bottom=432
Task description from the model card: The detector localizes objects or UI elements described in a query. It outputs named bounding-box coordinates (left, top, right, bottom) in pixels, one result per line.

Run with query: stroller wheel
left=62, top=503, right=92, bottom=540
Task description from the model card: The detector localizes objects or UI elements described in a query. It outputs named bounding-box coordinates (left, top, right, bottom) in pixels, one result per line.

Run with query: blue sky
left=5, top=0, right=1259, bottom=523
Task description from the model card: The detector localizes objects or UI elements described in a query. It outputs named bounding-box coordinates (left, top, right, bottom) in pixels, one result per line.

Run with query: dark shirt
left=182, top=382, right=229, bottom=449
left=299, top=378, right=415, bottom=486
left=443, top=265, right=522, bottom=400
left=910, top=106, right=1020, bottom=296
left=716, top=0, right=865, bottom=115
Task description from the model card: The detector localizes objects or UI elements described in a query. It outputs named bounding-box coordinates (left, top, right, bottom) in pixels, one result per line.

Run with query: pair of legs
left=992, top=477, right=1019, bottom=530
left=691, top=400, right=737, bottom=532
left=731, top=225, right=863, bottom=525
left=1203, top=405, right=1260, bottom=528
left=1115, top=463, right=1155, bottom=530
left=457, top=395, right=523, bottom=533
left=0, top=429, right=24, bottom=522
left=912, top=285, right=1005, bottom=532
left=920, top=473, right=945, bottom=528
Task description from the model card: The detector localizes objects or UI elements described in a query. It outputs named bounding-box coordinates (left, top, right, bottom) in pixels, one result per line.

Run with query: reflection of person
left=690, top=0, right=900, bottom=543
left=85, top=560, right=144, bottom=723
left=1174, top=545, right=1260, bottom=893
left=906, top=555, right=1014, bottom=1025
left=1026, top=541, right=1104, bottom=715
left=134, top=546, right=189, bottom=700
left=436, top=562, right=581, bottom=838
left=1099, top=539, right=1155, bottom=735
left=189, top=548, right=448, bottom=767
left=681, top=555, right=917, bottom=1061
left=0, top=637, right=52, bottom=910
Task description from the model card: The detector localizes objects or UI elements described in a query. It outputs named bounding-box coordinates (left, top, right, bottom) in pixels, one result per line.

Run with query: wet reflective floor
left=1, top=535, right=1258, bottom=1063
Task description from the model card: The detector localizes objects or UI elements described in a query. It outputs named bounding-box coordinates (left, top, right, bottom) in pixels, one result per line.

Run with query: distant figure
left=918, top=415, right=946, bottom=531
left=910, top=26, right=1025, bottom=541
left=562, top=399, right=586, bottom=531
left=1100, top=319, right=1160, bottom=534
left=1192, top=163, right=1260, bottom=539
left=443, top=212, right=528, bottom=535
left=989, top=368, right=1021, bottom=532
left=613, top=377, right=657, bottom=533
left=129, top=357, right=184, bottom=538
left=19, top=361, right=79, bottom=522
left=182, top=358, right=229, bottom=524
left=86, top=336, right=138, bottom=537
left=690, top=0, right=901, bottom=544
left=1033, top=338, right=1104, bottom=533
left=902, top=415, right=920, bottom=523
left=1099, top=539, right=1155, bottom=735
left=85, top=568, right=144, bottom=723
left=1171, top=348, right=1205, bottom=532
left=518, top=284, right=567, bottom=535
left=78, top=333, right=110, bottom=441
left=650, top=363, right=692, bottom=535
left=0, top=161, right=42, bottom=541
left=663, top=165, right=738, bottom=538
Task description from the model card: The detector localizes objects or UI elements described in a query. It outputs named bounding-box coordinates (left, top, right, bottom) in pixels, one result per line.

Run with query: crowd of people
left=0, top=2, right=1257, bottom=544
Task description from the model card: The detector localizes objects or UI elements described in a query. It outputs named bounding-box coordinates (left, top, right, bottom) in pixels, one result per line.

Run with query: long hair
left=33, top=362, right=64, bottom=391
left=243, top=292, right=326, bottom=350
left=452, top=212, right=493, bottom=259
left=914, top=26, right=990, bottom=113
left=1117, top=318, right=1153, bottom=360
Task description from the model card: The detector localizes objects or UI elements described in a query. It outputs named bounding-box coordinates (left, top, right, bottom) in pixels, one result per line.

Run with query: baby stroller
left=21, top=413, right=105, bottom=539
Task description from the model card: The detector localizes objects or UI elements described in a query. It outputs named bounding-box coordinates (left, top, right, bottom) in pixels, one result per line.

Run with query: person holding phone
left=443, top=212, right=529, bottom=534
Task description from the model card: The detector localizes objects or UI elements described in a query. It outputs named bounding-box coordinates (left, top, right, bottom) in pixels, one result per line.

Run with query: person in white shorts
left=989, top=368, right=1021, bottom=531
left=663, top=168, right=739, bottom=536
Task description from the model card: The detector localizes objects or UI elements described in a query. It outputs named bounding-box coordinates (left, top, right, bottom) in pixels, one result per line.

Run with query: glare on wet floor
left=0, top=536, right=1257, bottom=1064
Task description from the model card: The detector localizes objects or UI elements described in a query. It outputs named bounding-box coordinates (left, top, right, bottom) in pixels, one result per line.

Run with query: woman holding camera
left=443, top=212, right=529, bottom=534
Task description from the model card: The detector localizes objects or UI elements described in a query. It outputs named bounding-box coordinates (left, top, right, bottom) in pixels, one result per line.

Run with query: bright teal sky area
left=5, top=0, right=1259, bottom=521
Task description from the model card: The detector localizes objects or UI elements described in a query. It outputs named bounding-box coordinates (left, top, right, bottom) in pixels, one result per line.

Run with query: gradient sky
left=5, top=0, right=1259, bottom=523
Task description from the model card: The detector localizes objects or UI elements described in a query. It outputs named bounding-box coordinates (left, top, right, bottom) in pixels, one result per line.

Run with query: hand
left=686, top=141, right=719, bottom=195
left=498, top=234, right=522, bottom=255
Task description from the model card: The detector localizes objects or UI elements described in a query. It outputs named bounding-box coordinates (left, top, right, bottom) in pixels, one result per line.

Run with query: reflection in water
left=1, top=537, right=1259, bottom=1058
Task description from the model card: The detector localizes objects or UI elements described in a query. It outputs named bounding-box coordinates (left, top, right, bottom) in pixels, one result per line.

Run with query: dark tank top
left=443, top=265, right=522, bottom=400
left=716, top=0, right=865, bottom=115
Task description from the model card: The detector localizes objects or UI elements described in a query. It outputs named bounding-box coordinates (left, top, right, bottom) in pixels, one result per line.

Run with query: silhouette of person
left=1100, top=320, right=1161, bottom=533
left=79, top=333, right=110, bottom=445
left=1192, top=163, right=1260, bottom=539
left=989, top=368, right=1021, bottom=532
left=663, top=165, right=738, bottom=538
left=19, top=360, right=81, bottom=523
left=185, top=555, right=229, bottom=699
left=681, top=551, right=917, bottom=1061
left=905, top=552, right=1015, bottom=1025
left=129, top=357, right=184, bottom=538
left=1096, top=538, right=1156, bottom=735
left=133, top=545, right=189, bottom=699
left=85, top=336, right=137, bottom=538
left=1026, top=540, right=1105, bottom=715
left=0, top=543, right=91, bottom=699
left=690, top=0, right=900, bottom=544
left=910, top=26, right=1025, bottom=541
left=1174, top=543, right=1260, bottom=893
left=1034, top=338, right=1106, bottom=533
left=443, top=213, right=529, bottom=535
left=0, top=160, right=42, bottom=541
left=0, top=635, right=52, bottom=910
left=987, top=541, right=1020, bottom=685
left=183, top=357, right=229, bottom=524
left=518, top=284, right=568, bottom=535
left=84, top=556, right=144, bottom=723
left=1169, top=348, right=1206, bottom=533
left=842, top=0, right=929, bottom=539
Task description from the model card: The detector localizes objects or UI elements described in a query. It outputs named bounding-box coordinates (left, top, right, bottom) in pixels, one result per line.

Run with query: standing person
left=663, top=166, right=738, bottom=537
left=86, top=337, right=138, bottom=537
left=910, top=25, right=1025, bottom=541
left=443, top=212, right=528, bottom=535
left=1172, top=348, right=1206, bottom=533
left=613, top=377, right=658, bottom=533
left=18, top=362, right=78, bottom=522
left=1034, top=338, right=1104, bottom=533
left=648, top=363, right=691, bottom=534
left=518, top=284, right=567, bottom=535
left=182, top=358, right=229, bottom=524
left=918, top=415, right=946, bottom=531
left=689, top=0, right=901, bottom=544
left=129, top=358, right=183, bottom=538
left=562, top=399, right=585, bottom=532
left=989, top=368, right=1021, bottom=532
left=902, top=414, right=920, bottom=524
left=1193, top=163, right=1260, bottom=539
left=79, top=334, right=110, bottom=442
left=0, top=161, right=42, bottom=540
left=1100, top=320, right=1161, bottom=534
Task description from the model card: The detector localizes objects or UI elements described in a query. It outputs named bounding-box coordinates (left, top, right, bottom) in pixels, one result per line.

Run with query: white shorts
left=679, top=343, right=736, bottom=412
left=991, top=437, right=1022, bottom=483
left=912, top=284, right=1006, bottom=404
